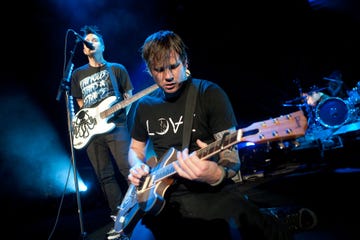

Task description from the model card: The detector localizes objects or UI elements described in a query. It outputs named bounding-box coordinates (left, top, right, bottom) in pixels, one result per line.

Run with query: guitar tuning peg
left=292, top=140, right=300, bottom=148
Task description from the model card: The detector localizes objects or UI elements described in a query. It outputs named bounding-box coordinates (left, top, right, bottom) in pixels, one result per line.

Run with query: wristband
left=210, top=166, right=226, bottom=186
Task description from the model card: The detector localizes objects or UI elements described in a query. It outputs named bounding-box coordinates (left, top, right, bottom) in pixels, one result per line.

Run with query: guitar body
left=72, top=84, right=159, bottom=150
left=114, top=184, right=144, bottom=235
left=73, top=96, right=117, bottom=149
left=137, top=148, right=177, bottom=214
left=113, top=148, right=177, bottom=235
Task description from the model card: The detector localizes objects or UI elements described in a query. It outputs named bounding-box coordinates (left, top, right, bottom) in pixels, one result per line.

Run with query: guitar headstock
left=241, top=110, right=307, bottom=144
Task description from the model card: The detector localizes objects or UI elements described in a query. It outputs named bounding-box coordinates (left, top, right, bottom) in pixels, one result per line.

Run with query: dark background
left=5, top=0, right=360, bottom=123
left=2, top=0, right=360, bottom=239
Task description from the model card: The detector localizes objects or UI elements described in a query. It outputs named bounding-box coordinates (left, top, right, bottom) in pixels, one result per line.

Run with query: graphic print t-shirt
left=71, top=62, right=133, bottom=124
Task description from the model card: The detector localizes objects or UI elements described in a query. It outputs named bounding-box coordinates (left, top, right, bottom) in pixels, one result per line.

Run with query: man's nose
left=164, top=68, right=174, bottom=81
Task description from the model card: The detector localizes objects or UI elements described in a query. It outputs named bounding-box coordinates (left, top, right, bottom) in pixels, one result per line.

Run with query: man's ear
left=184, top=60, right=190, bottom=77
left=184, top=59, right=188, bottom=69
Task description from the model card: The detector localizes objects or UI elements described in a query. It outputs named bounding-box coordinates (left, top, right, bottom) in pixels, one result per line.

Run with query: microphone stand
left=56, top=40, right=89, bottom=240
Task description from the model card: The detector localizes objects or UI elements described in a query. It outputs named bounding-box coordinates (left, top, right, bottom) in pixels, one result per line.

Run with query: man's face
left=150, top=51, right=188, bottom=94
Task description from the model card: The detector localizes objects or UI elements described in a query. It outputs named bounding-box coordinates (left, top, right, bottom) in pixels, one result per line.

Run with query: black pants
left=86, top=125, right=131, bottom=214
left=130, top=183, right=292, bottom=240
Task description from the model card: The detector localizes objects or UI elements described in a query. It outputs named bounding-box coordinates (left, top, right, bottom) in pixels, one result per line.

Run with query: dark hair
left=140, top=30, right=188, bottom=71
left=80, top=25, right=104, bottom=44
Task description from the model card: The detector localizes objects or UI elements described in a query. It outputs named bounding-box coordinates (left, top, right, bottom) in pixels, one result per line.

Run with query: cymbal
left=284, top=87, right=326, bottom=105
left=323, top=77, right=343, bottom=83
left=307, top=87, right=326, bottom=93
left=282, top=103, right=307, bottom=107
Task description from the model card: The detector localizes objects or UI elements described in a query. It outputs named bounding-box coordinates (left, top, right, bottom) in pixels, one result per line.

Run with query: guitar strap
left=182, top=79, right=199, bottom=150
left=107, top=63, right=123, bottom=99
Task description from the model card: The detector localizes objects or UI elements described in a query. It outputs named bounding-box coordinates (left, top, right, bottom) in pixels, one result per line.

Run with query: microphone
left=72, top=30, right=95, bottom=50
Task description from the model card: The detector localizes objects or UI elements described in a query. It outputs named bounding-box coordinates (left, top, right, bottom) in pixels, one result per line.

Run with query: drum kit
left=284, top=80, right=360, bottom=132
left=239, top=79, right=360, bottom=176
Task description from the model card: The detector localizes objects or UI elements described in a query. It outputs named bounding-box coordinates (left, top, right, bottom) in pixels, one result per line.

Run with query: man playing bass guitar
left=70, top=25, right=133, bottom=239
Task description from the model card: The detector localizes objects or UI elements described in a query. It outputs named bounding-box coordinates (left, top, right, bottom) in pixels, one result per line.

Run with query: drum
left=316, top=97, right=350, bottom=128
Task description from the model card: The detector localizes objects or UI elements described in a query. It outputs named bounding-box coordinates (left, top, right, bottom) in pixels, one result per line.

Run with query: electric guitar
left=72, top=84, right=159, bottom=149
left=114, top=110, right=308, bottom=236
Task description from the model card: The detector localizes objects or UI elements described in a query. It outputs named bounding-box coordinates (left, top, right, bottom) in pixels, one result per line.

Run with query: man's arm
left=128, top=138, right=147, bottom=167
left=214, top=127, right=241, bottom=179
left=128, top=138, right=150, bottom=186
left=76, top=99, right=84, bottom=108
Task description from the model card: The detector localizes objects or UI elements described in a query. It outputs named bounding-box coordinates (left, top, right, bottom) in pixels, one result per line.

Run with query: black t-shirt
left=71, top=62, right=133, bottom=124
left=131, top=78, right=237, bottom=192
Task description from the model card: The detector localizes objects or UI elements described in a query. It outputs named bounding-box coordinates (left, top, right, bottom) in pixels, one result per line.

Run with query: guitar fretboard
left=101, top=84, right=159, bottom=118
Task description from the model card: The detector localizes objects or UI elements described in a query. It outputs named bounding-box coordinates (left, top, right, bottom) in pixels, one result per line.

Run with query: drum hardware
left=347, top=86, right=360, bottom=106
left=320, top=135, right=343, bottom=150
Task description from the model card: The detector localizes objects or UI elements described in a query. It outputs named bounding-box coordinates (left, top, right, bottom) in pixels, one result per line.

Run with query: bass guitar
left=72, top=84, right=159, bottom=149
left=114, top=110, right=308, bottom=236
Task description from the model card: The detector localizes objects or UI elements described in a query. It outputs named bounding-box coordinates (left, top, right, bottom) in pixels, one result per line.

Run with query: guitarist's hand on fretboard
left=173, top=144, right=223, bottom=185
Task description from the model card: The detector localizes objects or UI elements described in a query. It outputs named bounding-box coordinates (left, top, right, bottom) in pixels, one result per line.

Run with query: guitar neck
left=102, top=84, right=159, bottom=117
left=151, top=130, right=245, bottom=183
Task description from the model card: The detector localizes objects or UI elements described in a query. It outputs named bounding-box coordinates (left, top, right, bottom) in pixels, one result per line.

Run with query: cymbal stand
left=293, top=78, right=314, bottom=128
